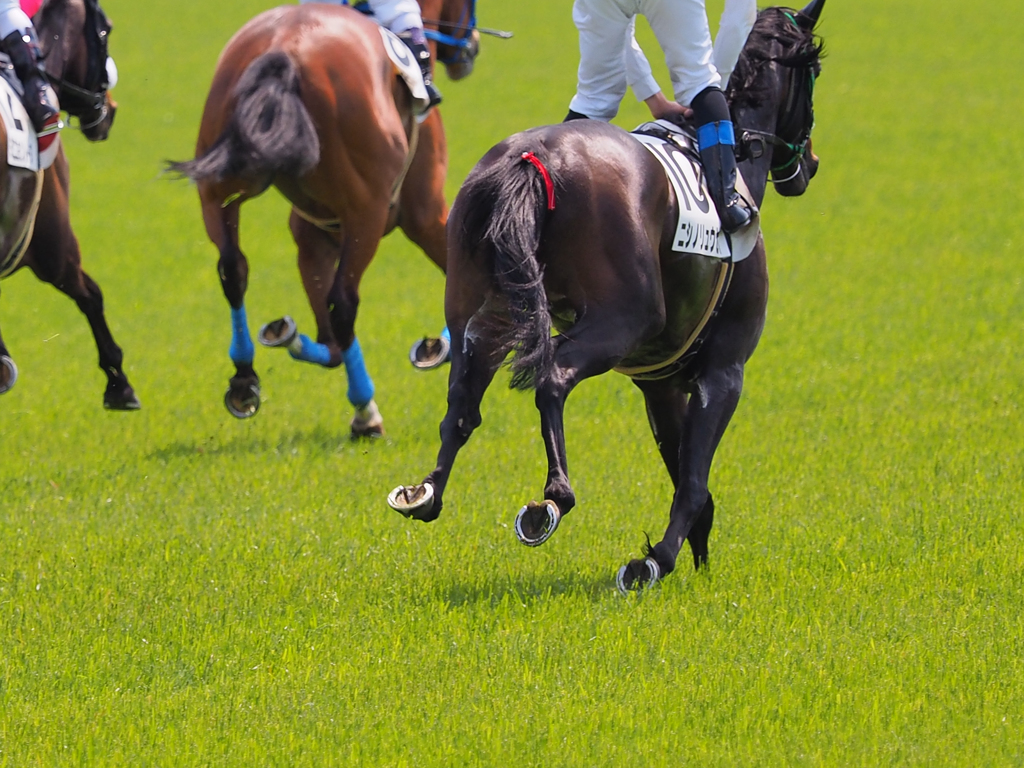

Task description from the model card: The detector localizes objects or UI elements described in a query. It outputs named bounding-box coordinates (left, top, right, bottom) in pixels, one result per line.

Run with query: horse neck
left=36, top=0, right=85, bottom=84
left=435, top=0, right=471, bottom=27
left=733, top=68, right=790, bottom=208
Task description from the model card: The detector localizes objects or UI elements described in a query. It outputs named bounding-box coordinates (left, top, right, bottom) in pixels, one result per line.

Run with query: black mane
left=727, top=6, right=825, bottom=108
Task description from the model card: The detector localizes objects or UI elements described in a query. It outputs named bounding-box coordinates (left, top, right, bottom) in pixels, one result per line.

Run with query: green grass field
left=2, top=0, right=1023, bottom=764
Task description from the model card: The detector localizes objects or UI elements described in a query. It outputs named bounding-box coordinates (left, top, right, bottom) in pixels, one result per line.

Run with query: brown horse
left=0, top=0, right=134, bottom=408
left=388, top=2, right=826, bottom=590
left=170, top=0, right=483, bottom=435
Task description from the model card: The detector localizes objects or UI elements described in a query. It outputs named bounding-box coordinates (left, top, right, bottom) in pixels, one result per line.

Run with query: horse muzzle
left=443, top=30, right=480, bottom=81
left=80, top=95, right=116, bottom=142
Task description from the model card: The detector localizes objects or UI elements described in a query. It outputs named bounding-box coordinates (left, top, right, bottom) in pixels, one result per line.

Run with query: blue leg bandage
left=440, top=326, right=451, bottom=343
left=342, top=337, right=375, bottom=408
left=697, top=121, right=737, bottom=150
left=229, top=305, right=255, bottom=364
left=287, top=333, right=333, bottom=366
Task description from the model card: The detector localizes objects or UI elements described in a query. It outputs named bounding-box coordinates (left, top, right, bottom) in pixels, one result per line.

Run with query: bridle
left=421, top=0, right=478, bottom=65
left=42, top=0, right=113, bottom=131
left=735, top=13, right=818, bottom=186
left=346, top=0, right=510, bottom=67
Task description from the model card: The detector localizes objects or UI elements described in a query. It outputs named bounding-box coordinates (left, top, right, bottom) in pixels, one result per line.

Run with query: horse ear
left=796, top=0, right=825, bottom=29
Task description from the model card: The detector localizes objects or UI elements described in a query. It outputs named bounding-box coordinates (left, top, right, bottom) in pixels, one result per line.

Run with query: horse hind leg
left=290, top=211, right=388, bottom=438
left=202, top=196, right=260, bottom=419
left=517, top=311, right=656, bottom=547
left=388, top=313, right=509, bottom=522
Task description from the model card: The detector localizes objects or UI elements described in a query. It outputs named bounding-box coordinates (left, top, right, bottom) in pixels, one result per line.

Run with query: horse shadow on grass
left=147, top=424, right=382, bottom=462
left=432, top=570, right=624, bottom=608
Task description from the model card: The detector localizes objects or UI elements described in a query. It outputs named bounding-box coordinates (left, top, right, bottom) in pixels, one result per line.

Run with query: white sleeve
left=713, top=0, right=757, bottom=89
left=624, top=17, right=661, bottom=103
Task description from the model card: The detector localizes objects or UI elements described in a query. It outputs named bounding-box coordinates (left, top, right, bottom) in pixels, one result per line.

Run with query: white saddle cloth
left=631, top=119, right=760, bottom=263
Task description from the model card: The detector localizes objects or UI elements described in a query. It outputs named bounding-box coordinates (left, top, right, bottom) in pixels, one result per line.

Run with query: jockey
left=299, top=0, right=442, bottom=108
left=565, top=0, right=757, bottom=233
left=0, top=0, right=61, bottom=143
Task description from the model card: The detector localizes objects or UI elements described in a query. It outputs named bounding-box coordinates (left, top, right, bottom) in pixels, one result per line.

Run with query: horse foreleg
left=0, top=290, right=16, bottom=395
left=635, top=377, right=716, bottom=570
left=23, top=173, right=139, bottom=410
left=323, top=221, right=389, bottom=438
left=397, top=110, right=451, bottom=369
left=618, top=363, right=742, bottom=591
left=201, top=196, right=259, bottom=419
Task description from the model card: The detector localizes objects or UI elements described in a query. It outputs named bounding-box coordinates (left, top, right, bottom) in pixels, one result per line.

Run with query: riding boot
left=1, top=29, right=61, bottom=142
left=697, top=121, right=752, bottom=234
left=563, top=109, right=589, bottom=122
left=399, top=32, right=442, bottom=110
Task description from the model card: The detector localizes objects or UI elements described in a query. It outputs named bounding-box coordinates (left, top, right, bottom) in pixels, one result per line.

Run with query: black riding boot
left=697, top=128, right=752, bottom=234
left=692, top=87, right=751, bottom=234
left=400, top=33, right=442, bottom=110
left=1, top=28, right=61, bottom=139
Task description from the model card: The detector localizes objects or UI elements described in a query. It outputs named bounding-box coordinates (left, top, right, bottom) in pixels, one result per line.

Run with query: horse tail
left=457, top=149, right=556, bottom=391
left=168, top=52, right=320, bottom=183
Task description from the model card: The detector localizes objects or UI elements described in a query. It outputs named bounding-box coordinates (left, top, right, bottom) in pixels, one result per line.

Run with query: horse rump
left=168, top=52, right=320, bottom=183
left=455, top=150, right=557, bottom=390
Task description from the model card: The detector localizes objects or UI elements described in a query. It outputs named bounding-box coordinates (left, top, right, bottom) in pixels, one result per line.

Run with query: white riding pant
left=0, top=1, right=33, bottom=39
left=298, top=0, right=423, bottom=33
left=569, top=0, right=756, bottom=121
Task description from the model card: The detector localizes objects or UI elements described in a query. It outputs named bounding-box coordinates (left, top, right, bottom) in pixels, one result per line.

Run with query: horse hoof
left=616, top=558, right=662, bottom=595
left=0, top=355, right=18, bottom=394
left=104, top=385, right=141, bottom=411
left=350, top=399, right=384, bottom=438
left=409, top=335, right=451, bottom=370
left=224, top=381, right=261, bottom=419
left=258, top=316, right=297, bottom=348
left=387, top=482, right=437, bottom=521
left=515, top=500, right=561, bottom=546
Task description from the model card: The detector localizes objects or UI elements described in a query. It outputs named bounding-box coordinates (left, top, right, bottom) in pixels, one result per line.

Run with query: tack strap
left=520, top=151, right=555, bottom=210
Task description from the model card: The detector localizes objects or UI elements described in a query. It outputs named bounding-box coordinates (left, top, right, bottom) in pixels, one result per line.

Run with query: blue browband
left=342, top=0, right=479, bottom=59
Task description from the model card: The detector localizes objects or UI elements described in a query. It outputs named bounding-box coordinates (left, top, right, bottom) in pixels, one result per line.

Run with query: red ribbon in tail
left=520, top=152, right=556, bottom=211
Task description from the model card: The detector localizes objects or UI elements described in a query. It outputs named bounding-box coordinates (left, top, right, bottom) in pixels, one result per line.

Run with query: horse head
left=35, top=0, right=117, bottom=142
left=727, top=1, right=825, bottom=200
left=424, top=0, right=480, bottom=81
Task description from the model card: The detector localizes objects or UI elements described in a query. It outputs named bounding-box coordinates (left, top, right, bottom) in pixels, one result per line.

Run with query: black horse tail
left=458, top=149, right=556, bottom=391
left=168, top=52, right=320, bottom=183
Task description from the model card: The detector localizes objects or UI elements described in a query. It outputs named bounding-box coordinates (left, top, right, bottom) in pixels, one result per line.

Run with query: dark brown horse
left=170, top=0, right=483, bottom=435
left=388, top=1, right=826, bottom=590
left=0, top=0, right=134, bottom=408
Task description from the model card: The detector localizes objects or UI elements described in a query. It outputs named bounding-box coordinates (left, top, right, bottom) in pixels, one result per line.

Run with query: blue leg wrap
left=342, top=338, right=375, bottom=408
left=229, top=305, right=255, bottom=364
left=440, top=326, right=451, bottom=342
left=288, top=333, right=333, bottom=366
left=697, top=120, right=737, bottom=150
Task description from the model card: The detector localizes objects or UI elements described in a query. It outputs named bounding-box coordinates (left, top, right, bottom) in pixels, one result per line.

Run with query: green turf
left=2, top=0, right=1023, bottom=764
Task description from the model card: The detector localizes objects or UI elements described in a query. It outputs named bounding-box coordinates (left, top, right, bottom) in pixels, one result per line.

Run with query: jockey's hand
left=644, top=92, right=693, bottom=122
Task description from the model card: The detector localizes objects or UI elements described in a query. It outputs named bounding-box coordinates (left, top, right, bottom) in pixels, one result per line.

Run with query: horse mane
left=726, top=6, right=825, bottom=108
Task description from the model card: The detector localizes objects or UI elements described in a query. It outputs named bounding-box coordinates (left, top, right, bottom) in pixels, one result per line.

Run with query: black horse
left=388, top=1, right=826, bottom=590
left=0, top=0, right=135, bottom=409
